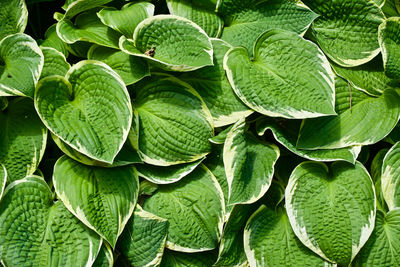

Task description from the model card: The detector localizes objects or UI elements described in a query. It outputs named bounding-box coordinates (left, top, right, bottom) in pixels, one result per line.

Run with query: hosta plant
left=1, top=0, right=400, bottom=266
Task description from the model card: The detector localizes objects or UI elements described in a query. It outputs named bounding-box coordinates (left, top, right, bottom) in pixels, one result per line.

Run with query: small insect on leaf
left=145, top=46, right=155, bottom=57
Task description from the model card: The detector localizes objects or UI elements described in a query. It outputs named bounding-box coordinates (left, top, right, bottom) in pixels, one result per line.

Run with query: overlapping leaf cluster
left=1, top=0, right=400, bottom=266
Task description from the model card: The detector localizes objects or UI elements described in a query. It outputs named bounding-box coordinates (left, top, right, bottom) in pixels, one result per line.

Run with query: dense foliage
left=1, top=0, right=400, bottom=266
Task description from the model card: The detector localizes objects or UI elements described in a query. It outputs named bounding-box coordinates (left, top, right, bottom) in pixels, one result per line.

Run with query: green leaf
left=379, top=17, right=400, bottom=80
left=167, top=0, right=223, bottom=37
left=117, top=206, right=168, bottom=267
left=244, top=205, right=332, bottom=267
left=63, top=0, right=113, bottom=19
left=209, top=125, right=233, bottom=145
left=285, top=161, right=376, bottom=266
left=0, top=176, right=102, bottom=266
left=136, top=159, right=203, bottom=184
left=331, top=56, right=399, bottom=97
left=97, top=2, right=155, bottom=37
left=297, top=78, right=400, bottom=149
left=93, top=244, right=113, bottom=267
left=160, top=249, right=218, bottom=267
left=143, top=164, right=224, bottom=252
left=382, top=0, right=400, bottom=17
left=381, top=141, right=400, bottom=210
left=35, top=60, right=132, bottom=164
left=0, top=164, right=6, bottom=199
left=256, top=117, right=361, bottom=163
left=179, top=38, right=252, bottom=127
left=217, top=0, right=317, bottom=54
left=87, top=45, right=149, bottom=86
left=224, top=118, right=279, bottom=205
left=53, top=156, right=139, bottom=247
left=224, top=29, right=335, bottom=119
left=67, top=41, right=92, bottom=58
left=0, top=98, right=47, bottom=183
left=39, top=24, right=69, bottom=57
left=0, top=33, right=44, bottom=98
left=373, top=0, right=386, bottom=7
left=40, top=47, right=71, bottom=79
left=353, top=209, right=400, bottom=266
left=134, top=76, right=213, bottom=166
left=0, top=0, right=28, bottom=40
left=57, top=10, right=121, bottom=49
left=303, top=0, right=385, bottom=67
left=119, top=15, right=213, bottom=71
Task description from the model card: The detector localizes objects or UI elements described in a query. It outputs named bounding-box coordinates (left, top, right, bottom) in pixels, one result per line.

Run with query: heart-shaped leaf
left=297, top=78, right=400, bottom=149
left=117, top=206, right=168, bottom=267
left=119, top=15, right=213, bottom=71
left=217, top=0, right=317, bottom=54
left=143, top=164, right=224, bottom=252
left=379, top=17, right=400, bottom=80
left=381, top=141, right=400, bottom=210
left=0, top=33, right=44, bottom=97
left=256, top=117, right=361, bottom=163
left=179, top=38, right=252, bottom=127
left=35, top=60, right=132, bottom=164
left=167, top=0, right=223, bottom=38
left=134, top=76, right=213, bottom=166
left=224, top=29, right=335, bottom=119
left=244, top=205, right=332, bottom=267
left=88, top=45, right=149, bottom=86
left=57, top=10, right=121, bottom=49
left=63, top=0, right=112, bottom=19
left=0, top=176, right=102, bottom=266
left=0, top=0, right=28, bottom=40
left=285, top=161, right=376, bottom=266
left=353, top=209, right=400, bottom=266
left=53, top=156, right=139, bottom=247
left=40, top=47, right=71, bottom=79
left=224, top=118, right=279, bottom=205
left=303, top=0, right=385, bottom=67
left=0, top=164, right=6, bottom=199
left=97, top=2, right=155, bottom=38
left=0, top=98, right=47, bottom=183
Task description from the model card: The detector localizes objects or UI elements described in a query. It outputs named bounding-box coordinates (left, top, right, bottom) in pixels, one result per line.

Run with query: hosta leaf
left=0, top=0, right=28, bottom=40
left=93, top=244, right=113, bottom=267
left=297, top=78, right=400, bottom=149
left=136, top=159, right=203, bottom=184
left=134, top=76, right=213, bottom=166
left=117, top=206, right=168, bottom=267
left=0, top=98, right=47, bottom=183
left=40, top=47, right=71, bottom=79
left=143, top=165, right=224, bottom=252
left=224, top=118, right=279, bottom=205
left=53, top=156, right=139, bottom=247
left=0, top=164, right=6, bottom=199
left=39, top=24, right=69, bottom=56
left=87, top=45, right=149, bottom=86
left=97, top=2, right=155, bottom=37
left=57, top=10, right=121, bottom=49
left=209, top=125, right=233, bottom=145
left=381, top=141, right=400, bottom=210
left=167, top=0, right=223, bottom=37
left=371, top=149, right=389, bottom=210
left=379, top=17, right=400, bottom=80
left=0, top=33, right=44, bottom=97
left=353, top=209, right=400, bottom=266
left=383, top=0, right=400, bottom=17
left=63, top=0, right=113, bottom=19
left=286, top=161, right=376, bottom=266
left=52, top=134, right=142, bottom=167
left=331, top=56, right=399, bottom=97
left=373, top=0, right=386, bottom=7
left=215, top=204, right=257, bottom=267
left=303, top=0, right=385, bottom=67
left=244, top=205, right=332, bottom=267
left=0, top=176, right=102, bottom=266
left=217, top=0, right=317, bottom=53
left=257, top=118, right=361, bottom=163
left=160, top=249, right=218, bottom=267
left=119, top=15, right=213, bottom=71
left=224, top=29, right=335, bottom=119
left=67, top=41, right=92, bottom=58
left=179, top=39, right=252, bottom=127
left=35, top=60, right=132, bottom=164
